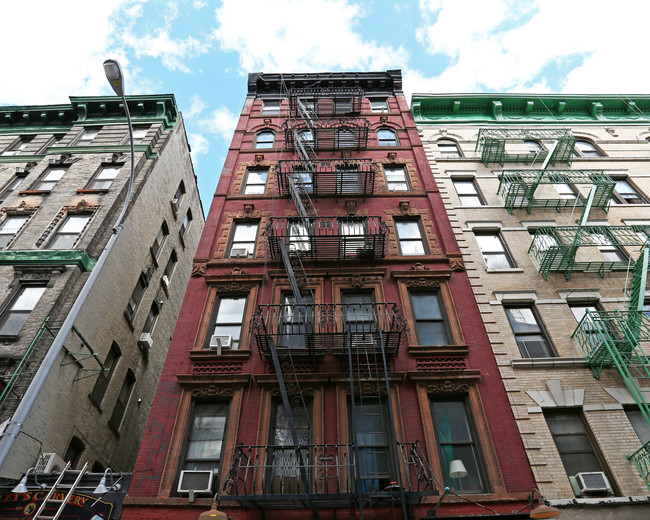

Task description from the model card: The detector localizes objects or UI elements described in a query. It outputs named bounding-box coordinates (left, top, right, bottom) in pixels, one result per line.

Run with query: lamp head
left=530, top=503, right=561, bottom=518
left=198, top=508, right=228, bottom=520
left=103, top=59, right=124, bottom=97
left=11, top=475, right=28, bottom=493
left=449, top=459, right=468, bottom=479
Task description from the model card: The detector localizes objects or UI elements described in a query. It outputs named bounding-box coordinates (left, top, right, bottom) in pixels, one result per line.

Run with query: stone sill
left=511, top=357, right=587, bottom=369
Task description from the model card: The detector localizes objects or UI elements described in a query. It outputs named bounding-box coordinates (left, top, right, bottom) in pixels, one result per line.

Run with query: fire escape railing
left=265, top=216, right=387, bottom=263
left=476, top=128, right=576, bottom=166
left=219, top=442, right=435, bottom=504
left=284, top=118, right=370, bottom=151
left=288, top=87, right=364, bottom=117
left=497, top=169, right=615, bottom=214
left=251, top=302, right=406, bottom=358
left=276, top=159, right=377, bottom=198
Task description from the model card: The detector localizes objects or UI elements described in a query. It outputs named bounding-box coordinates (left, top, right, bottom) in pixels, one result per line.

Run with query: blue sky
left=2, top=0, right=650, bottom=210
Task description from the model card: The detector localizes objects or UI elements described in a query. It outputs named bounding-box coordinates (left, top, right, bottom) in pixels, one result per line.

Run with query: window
left=523, top=140, right=544, bottom=153
left=121, top=125, right=149, bottom=144
left=142, top=301, right=160, bottom=335
left=589, top=230, right=626, bottom=262
left=335, top=98, right=353, bottom=114
left=88, top=165, right=121, bottom=190
left=261, top=99, right=281, bottom=114
left=151, top=221, right=169, bottom=261
left=336, top=128, right=356, bottom=148
left=555, top=183, right=578, bottom=200
left=453, top=179, right=484, bottom=206
left=377, top=128, right=397, bottom=146
left=528, top=228, right=558, bottom=253
left=574, top=139, right=604, bottom=158
left=336, top=164, right=362, bottom=193
left=505, top=305, right=554, bottom=358
left=108, top=369, right=135, bottom=431
left=339, top=217, right=367, bottom=256
left=181, top=402, right=229, bottom=476
left=34, top=166, right=66, bottom=191
left=64, top=437, right=85, bottom=469
left=0, top=174, right=27, bottom=204
left=162, top=250, right=178, bottom=288
left=342, top=292, right=378, bottom=347
left=267, top=400, right=311, bottom=493
left=243, top=168, right=268, bottom=194
left=569, top=302, right=602, bottom=346
left=278, top=292, right=313, bottom=349
left=229, top=222, right=258, bottom=258
left=2, top=136, right=33, bottom=156
left=89, top=342, right=121, bottom=406
left=74, top=128, right=99, bottom=146
left=255, top=130, right=275, bottom=149
left=437, top=139, right=462, bottom=158
left=288, top=220, right=310, bottom=252
left=0, top=215, right=29, bottom=249
left=475, top=231, right=515, bottom=269
left=369, top=98, right=388, bottom=113
left=298, top=130, right=314, bottom=147
left=209, top=296, right=247, bottom=350
left=180, top=209, right=193, bottom=240
left=0, top=285, right=46, bottom=336
left=410, top=291, right=450, bottom=345
left=47, top=214, right=91, bottom=249
left=610, top=179, right=647, bottom=204
left=395, top=219, right=426, bottom=255
left=545, top=410, right=605, bottom=477
left=431, top=399, right=488, bottom=493
left=626, top=409, right=650, bottom=445
left=291, top=167, right=314, bottom=193
left=350, top=398, right=394, bottom=492
left=384, top=165, right=409, bottom=191
left=126, top=272, right=148, bottom=319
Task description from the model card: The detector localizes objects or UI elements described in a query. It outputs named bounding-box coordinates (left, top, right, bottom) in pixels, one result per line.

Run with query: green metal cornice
left=0, top=94, right=178, bottom=131
left=46, top=144, right=157, bottom=159
left=0, top=250, right=97, bottom=271
left=412, top=94, right=650, bottom=125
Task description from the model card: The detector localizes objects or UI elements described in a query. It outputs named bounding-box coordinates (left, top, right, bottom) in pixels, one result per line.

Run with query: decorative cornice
left=0, top=250, right=96, bottom=272
left=412, top=93, right=650, bottom=125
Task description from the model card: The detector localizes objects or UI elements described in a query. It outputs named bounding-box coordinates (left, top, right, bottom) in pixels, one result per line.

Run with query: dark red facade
left=121, top=71, right=534, bottom=520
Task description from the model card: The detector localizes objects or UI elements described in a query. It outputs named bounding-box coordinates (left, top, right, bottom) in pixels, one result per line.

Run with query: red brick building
left=121, top=70, right=535, bottom=520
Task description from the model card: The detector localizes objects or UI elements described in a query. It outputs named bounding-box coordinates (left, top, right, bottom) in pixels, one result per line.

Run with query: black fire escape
left=218, top=87, right=434, bottom=518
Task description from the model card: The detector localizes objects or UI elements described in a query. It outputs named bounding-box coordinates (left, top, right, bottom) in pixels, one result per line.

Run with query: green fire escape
left=572, top=247, right=650, bottom=489
left=498, top=169, right=615, bottom=214
left=476, top=128, right=576, bottom=166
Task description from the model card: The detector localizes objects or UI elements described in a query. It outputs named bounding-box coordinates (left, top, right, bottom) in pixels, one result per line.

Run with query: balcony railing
left=476, top=128, right=576, bottom=166
left=219, top=442, right=435, bottom=508
left=276, top=159, right=377, bottom=198
left=264, top=216, right=387, bottom=263
left=251, top=302, right=406, bottom=358
left=288, top=87, right=364, bottom=117
left=284, top=118, right=370, bottom=151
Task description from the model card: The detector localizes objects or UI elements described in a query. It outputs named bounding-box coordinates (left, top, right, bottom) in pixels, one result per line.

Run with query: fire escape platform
left=284, top=118, right=370, bottom=151
left=276, top=159, right=377, bottom=198
left=476, top=128, right=576, bottom=166
left=288, top=87, right=364, bottom=117
left=265, top=216, right=387, bottom=263
left=498, top=169, right=614, bottom=213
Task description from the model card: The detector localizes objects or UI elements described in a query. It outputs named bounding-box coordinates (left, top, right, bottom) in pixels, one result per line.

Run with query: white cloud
left=415, top=0, right=650, bottom=94
left=188, top=133, right=209, bottom=156
left=193, top=0, right=207, bottom=8
left=184, top=95, right=208, bottom=119
left=198, top=106, right=238, bottom=142
left=0, top=1, right=132, bottom=105
left=212, top=0, right=407, bottom=74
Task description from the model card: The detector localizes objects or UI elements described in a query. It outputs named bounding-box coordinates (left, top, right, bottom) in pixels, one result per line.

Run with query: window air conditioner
left=35, top=452, right=66, bottom=473
left=161, top=274, right=170, bottom=289
left=209, top=334, right=232, bottom=355
left=177, top=470, right=214, bottom=495
left=138, top=333, right=153, bottom=350
left=230, top=248, right=249, bottom=258
left=575, top=472, right=612, bottom=495
left=171, top=198, right=180, bottom=213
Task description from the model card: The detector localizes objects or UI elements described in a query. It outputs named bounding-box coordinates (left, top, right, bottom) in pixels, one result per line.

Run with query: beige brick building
left=0, top=95, right=203, bottom=479
left=413, top=94, right=650, bottom=517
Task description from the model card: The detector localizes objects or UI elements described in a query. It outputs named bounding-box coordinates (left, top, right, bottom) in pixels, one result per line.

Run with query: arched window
left=523, top=140, right=544, bottom=153
left=377, top=127, right=397, bottom=146
left=255, top=130, right=275, bottom=149
left=299, top=129, right=314, bottom=147
left=574, top=139, right=604, bottom=158
left=437, top=139, right=462, bottom=158
left=336, top=128, right=356, bottom=148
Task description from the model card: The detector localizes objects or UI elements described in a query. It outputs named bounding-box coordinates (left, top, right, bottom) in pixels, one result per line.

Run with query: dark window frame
left=255, top=130, right=275, bottom=149
left=108, top=369, right=135, bottom=432
left=228, top=221, right=259, bottom=258
left=408, top=290, right=451, bottom=346
left=206, top=294, right=249, bottom=350
left=437, top=139, right=463, bottom=158
left=504, top=304, right=556, bottom=358
left=243, top=167, right=269, bottom=195
left=474, top=230, right=516, bottom=270
left=573, top=139, right=605, bottom=158
left=89, top=342, right=122, bottom=407
left=376, top=127, right=398, bottom=147
left=395, top=218, right=428, bottom=256
left=452, top=177, right=485, bottom=206
left=0, top=283, right=47, bottom=338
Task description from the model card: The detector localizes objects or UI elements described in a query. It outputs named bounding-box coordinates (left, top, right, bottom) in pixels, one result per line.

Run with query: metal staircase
left=476, top=128, right=576, bottom=166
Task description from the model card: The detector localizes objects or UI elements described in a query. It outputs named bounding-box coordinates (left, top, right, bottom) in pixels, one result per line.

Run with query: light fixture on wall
left=527, top=488, right=561, bottom=519
left=93, top=468, right=122, bottom=494
left=12, top=467, right=45, bottom=493
left=198, top=494, right=228, bottom=520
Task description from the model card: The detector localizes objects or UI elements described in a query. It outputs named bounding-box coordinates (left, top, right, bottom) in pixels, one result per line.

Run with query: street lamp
left=0, top=59, right=138, bottom=472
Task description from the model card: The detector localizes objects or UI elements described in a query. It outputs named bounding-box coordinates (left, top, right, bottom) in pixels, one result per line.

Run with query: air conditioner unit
left=209, top=335, right=232, bottom=355
left=575, top=472, right=612, bottom=495
left=230, top=248, right=249, bottom=258
left=171, top=198, right=179, bottom=213
left=177, top=470, right=214, bottom=495
left=138, top=333, right=153, bottom=350
left=35, top=452, right=66, bottom=473
left=161, top=274, right=170, bottom=289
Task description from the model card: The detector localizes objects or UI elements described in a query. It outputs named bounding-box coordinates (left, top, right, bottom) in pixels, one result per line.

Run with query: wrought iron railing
left=288, top=88, right=364, bottom=117
left=251, top=302, right=406, bottom=358
left=284, top=118, right=370, bottom=151
left=476, top=128, right=576, bottom=166
left=219, top=442, right=435, bottom=500
left=276, top=159, right=377, bottom=198
left=264, top=216, right=387, bottom=263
